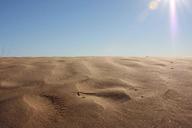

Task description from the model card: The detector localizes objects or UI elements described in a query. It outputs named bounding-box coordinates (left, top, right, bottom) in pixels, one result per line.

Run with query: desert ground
left=0, top=57, right=192, bottom=128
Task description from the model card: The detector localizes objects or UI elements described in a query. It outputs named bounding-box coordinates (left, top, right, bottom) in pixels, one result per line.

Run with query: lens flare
left=149, top=1, right=159, bottom=10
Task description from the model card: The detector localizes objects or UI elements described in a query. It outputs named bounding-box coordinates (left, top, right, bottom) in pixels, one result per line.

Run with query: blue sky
left=0, top=0, right=192, bottom=56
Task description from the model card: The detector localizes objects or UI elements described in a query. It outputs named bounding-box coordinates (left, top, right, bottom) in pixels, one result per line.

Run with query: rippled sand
left=0, top=57, right=192, bottom=128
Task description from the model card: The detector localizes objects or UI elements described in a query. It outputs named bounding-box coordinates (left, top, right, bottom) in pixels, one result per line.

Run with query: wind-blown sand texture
left=0, top=57, right=192, bottom=128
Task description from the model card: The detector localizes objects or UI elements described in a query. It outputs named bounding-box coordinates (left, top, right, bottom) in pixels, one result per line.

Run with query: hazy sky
left=0, top=0, right=192, bottom=56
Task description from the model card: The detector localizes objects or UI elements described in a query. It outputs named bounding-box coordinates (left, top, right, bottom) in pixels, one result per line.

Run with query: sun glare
left=147, top=0, right=188, bottom=40
left=169, top=0, right=177, bottom=40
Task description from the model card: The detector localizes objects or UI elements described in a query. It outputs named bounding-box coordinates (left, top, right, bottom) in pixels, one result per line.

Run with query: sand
left=0, top=57, right=192, bottom=128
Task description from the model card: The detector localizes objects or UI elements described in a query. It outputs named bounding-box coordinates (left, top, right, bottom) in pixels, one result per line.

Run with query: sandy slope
left=0, top=57, right=192, bottom=128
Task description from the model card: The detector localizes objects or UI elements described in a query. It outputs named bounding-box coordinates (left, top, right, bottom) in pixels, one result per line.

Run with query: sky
left=0, top=0, right=192, bottom=56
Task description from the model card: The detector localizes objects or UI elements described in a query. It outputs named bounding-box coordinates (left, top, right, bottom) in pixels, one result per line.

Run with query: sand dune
left=0, top=57, right=192, bottom=128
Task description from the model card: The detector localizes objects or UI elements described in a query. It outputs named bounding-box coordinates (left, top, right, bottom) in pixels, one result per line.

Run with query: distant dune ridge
left=0, top=57, right=192, bottom=128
